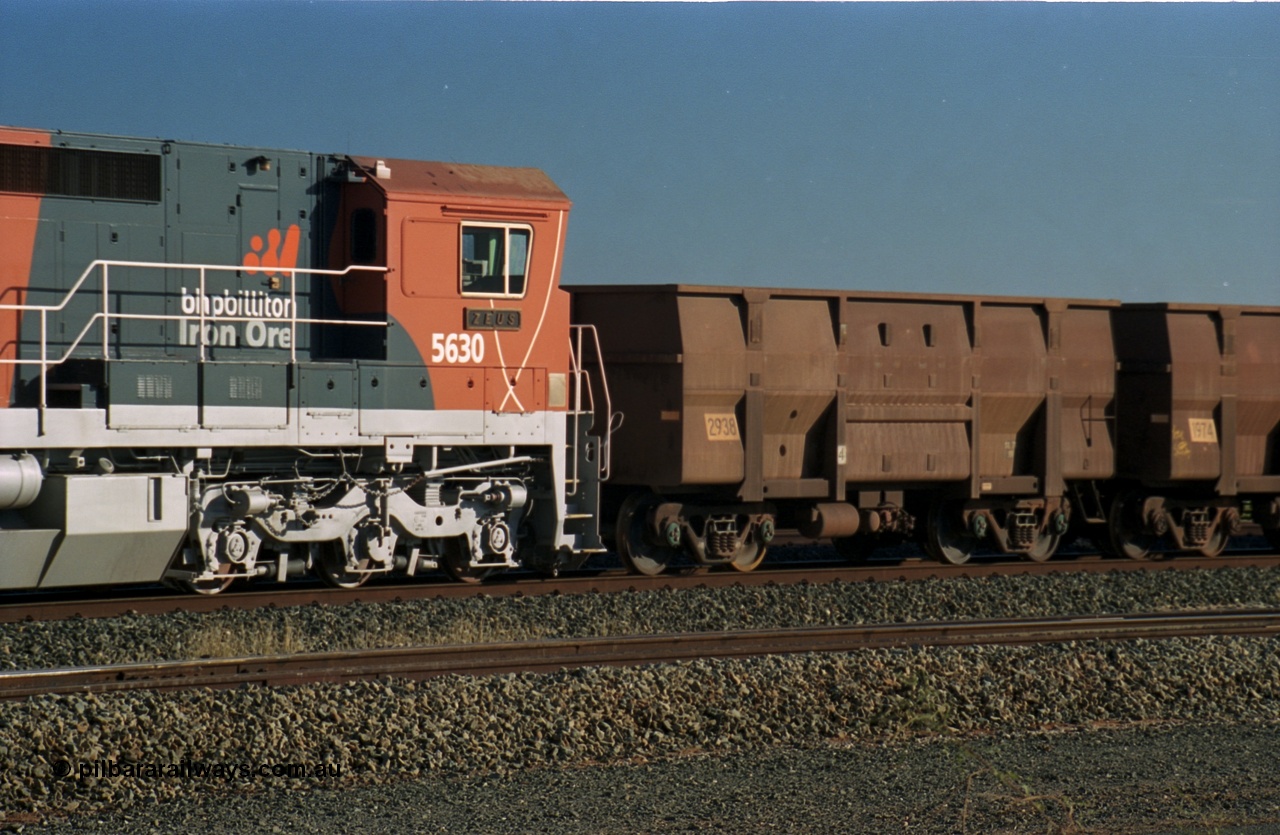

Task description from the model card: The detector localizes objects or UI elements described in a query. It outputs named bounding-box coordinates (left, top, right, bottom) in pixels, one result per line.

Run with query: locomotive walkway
left=3, top=609, right=1279, bottom=701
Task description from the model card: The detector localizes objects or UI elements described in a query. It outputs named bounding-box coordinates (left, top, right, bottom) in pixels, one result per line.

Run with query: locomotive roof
left=347, top=155, right=570, bottom=206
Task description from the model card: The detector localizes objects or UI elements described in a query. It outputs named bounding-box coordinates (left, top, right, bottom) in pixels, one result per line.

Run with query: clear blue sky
left=2, top=1, right=1277, bottom=305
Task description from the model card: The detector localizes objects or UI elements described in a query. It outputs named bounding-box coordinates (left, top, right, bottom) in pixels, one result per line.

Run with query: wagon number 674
left=431, top=333, right=486, bottom=364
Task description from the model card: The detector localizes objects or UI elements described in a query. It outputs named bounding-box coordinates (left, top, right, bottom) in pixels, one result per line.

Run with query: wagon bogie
left=611, top=490, right=776, bottom=575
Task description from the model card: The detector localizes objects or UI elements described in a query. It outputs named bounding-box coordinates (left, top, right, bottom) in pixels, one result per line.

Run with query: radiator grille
left=229, top=376, right=264, bottom=401
left=0, top=145, right=162, bottom=202
left=135, top=375, right=174, bottom=400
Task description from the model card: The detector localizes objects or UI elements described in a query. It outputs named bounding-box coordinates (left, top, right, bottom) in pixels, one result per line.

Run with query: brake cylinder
left=797, top=502, right=861, bottom=539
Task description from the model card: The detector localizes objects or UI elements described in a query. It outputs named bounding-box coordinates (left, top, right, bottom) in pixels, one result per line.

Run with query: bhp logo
left=244, top=225, right=300, bottom=276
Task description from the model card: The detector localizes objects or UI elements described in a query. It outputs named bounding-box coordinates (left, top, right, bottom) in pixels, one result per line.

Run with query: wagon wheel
left=728, top=540, right=767, bottom=573
left=1107, top=493, right=1158, bottom=561
left=924, top=500, right=978, bottom=566
left=1197, top=522, right=1230, bottom=558
left=314, top=540, right=372, bottom=589
left=616, top=492, right=680, bottom=576
left=1023, top=530, right=1061, bottom=563
left=833, top=536, right=876, bottom=564
left=1088, top=523, right=1121, bottom=558
left=442, top=536, right=493, bottom=584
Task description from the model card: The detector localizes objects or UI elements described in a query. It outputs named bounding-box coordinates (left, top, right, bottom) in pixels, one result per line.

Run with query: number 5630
left=431, top=333, right=486, bottom=364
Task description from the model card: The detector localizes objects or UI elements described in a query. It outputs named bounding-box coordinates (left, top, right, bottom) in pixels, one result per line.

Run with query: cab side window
left=350, top=209, right=378, bottom=264
left=461, top=224, right=530, bottom=298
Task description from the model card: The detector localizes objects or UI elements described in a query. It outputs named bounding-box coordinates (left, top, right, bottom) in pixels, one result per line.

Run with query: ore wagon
left=1110, top=303, right=1280, bottom=556
left=571, top=285, right=1119, bottom=569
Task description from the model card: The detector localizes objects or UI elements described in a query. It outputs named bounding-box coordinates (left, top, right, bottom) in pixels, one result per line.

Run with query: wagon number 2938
left=431, top=333, right=486, bottom=364
left=704, top=413, right=740, bottom=442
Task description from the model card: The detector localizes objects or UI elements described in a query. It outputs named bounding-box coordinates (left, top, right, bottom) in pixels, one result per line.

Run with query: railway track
left=3, top=609, right=1278, bottom=701
left=2, top=548, right=1277, bottom=624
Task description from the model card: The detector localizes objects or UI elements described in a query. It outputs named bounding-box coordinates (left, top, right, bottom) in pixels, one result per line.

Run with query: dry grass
left=184, top=621, right=308, bottom=658
left=423, top=619, right=554, bottom=646
left=181, top=616, right=557, bottom=659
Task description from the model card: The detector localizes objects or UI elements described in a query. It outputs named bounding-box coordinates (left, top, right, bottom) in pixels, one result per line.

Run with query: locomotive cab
left=333, top=155, right=575, bottom=418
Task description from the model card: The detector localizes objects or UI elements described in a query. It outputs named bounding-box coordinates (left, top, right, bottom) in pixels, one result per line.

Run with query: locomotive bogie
left=165, top=457, right=541, bottom=590
left=0, top=398, right=600, bottom=591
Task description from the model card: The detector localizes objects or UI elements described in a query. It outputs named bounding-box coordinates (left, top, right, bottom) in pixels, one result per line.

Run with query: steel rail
left=3, top=609, right=1278, bottom=701
left=1, top=550, right=1277, bottom=625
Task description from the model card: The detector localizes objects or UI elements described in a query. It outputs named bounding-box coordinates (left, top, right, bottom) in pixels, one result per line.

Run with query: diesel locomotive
left=1, top=127, right=1278, bottom=593
left=0, top=127, right=607, bottom=593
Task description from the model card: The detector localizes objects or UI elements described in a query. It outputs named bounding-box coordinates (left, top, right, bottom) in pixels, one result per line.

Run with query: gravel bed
left=3, top=562, right=1280, bottom=670
left=3, top=636, right=1280, bottom=829
left=21, top=723, right=1280, bottom=834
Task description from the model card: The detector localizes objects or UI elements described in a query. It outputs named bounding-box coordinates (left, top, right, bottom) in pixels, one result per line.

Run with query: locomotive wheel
left=1107, top=493, right=1158, bottom=560
left=1023, top=531, right=1061, bottom=562
left=184, top=563, right=236, bottom=596
left=1266, top=527, right=1280, bottom=553
left=728, top=541, right=767, bottom=572
left=616, top=492, right=680, bottom=576
left=314, top=541, right=372, bottom=589
left=924, top=501, right=978, bottom=565
left=442, top=537, right=493, bottom=584
left=833, top=536, right=875, bottom=563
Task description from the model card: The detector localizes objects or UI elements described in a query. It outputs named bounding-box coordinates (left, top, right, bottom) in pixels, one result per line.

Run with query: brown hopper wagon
left=1110, top=303, right=1280, bottom=557
left=571, top=285, right=1120, bottom=571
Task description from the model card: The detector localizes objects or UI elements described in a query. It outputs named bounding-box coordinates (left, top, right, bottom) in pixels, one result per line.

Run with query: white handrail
left=0, top=259, right=385, bottom=314
left=0, top=259, right=389, bottom=362
left=568, top=324, right=618, bottom=483
left=566, top=330, right=587, bottom=496
left=0, top=258, right=389, bottom=425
